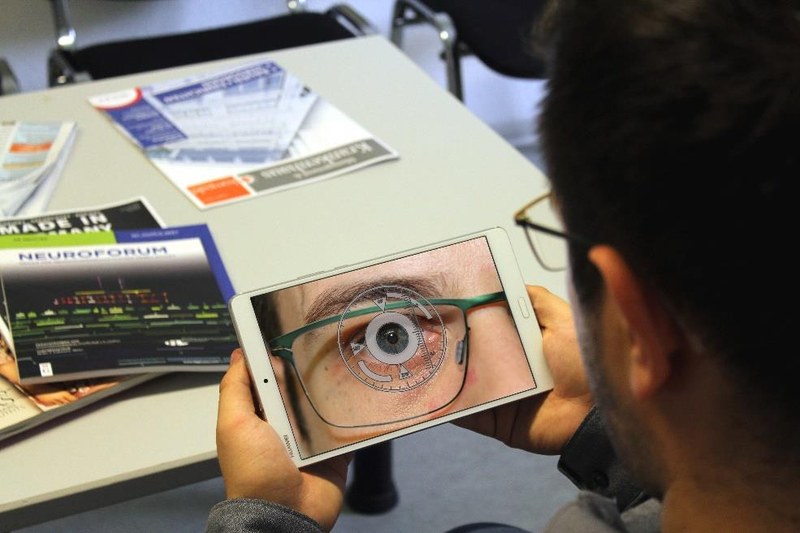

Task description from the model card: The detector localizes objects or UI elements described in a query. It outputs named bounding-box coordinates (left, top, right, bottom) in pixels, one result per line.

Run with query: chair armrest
left=286, top=0, right=308, bottom=13
left=327, top=4, right=379, bottom=36
left=0, top=57, right=20, bottom=95
left=50, top=0, right=77, bottom=50
left=391, top=0, right=456, bottom=40
left=47, top=48, right=91, bottom=86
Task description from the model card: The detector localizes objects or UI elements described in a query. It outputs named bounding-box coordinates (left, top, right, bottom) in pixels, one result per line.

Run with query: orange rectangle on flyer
left=189, top=177, right=250, bottom=206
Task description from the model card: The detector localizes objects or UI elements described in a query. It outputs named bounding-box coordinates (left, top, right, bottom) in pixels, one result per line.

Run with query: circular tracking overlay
left=337, top=285, right=448, bottom=392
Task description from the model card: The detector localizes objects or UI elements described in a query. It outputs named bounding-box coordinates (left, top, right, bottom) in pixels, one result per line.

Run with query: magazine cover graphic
left=0, top=197, right=163, bottom=237
left=0, top=197, right=165, bottom=352
left=0, top=225, right=236, bottom=383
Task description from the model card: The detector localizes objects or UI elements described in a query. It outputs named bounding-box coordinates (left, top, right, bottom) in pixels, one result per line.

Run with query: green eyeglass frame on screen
left=267, top=291, right=507, bottom=364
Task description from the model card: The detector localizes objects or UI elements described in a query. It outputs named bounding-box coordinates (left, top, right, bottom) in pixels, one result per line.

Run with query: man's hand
left=216, top=349, right=350, bottom=531
left=455, top=285, right=593, bottom=455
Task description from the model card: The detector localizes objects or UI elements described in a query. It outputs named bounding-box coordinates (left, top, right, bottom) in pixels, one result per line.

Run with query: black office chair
left=390, top=0, right=550, bottom=100
left=47, top=0, right=378, bottom=86
left=0, top=57, right=20, bottom=95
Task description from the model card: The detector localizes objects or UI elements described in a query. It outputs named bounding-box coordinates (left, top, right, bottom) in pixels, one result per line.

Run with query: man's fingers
left=218, top=349, right=256, bottom=423
left=527, top=285, right=554, bottom=324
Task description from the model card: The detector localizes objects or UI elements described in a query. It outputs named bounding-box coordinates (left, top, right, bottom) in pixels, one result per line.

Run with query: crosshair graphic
left=337, top=285, right=448, bottom=392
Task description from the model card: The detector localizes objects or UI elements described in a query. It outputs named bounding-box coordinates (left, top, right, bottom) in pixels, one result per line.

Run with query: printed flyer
left=0, top=121, right=77, bottom=217
left=89, top=60, right=399, bottom=209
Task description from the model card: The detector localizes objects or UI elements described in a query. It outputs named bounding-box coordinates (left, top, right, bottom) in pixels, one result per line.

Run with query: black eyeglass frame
left=513, top=191, right=592, bottom=272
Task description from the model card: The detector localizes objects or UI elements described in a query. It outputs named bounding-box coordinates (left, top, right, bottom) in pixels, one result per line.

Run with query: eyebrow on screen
left=303, top=274, right=455, bottom=326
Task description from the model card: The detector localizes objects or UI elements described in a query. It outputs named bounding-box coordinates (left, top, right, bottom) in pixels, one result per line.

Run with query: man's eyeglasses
left=514, top=191, right=588, bottom=272
left=268, top=289, right=506, bottom=428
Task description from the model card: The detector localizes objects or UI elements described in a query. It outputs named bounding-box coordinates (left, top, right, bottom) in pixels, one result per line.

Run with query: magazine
left=0, top=198, right=167, bottom=442
left=0, top=197, right=166, bottom=349
left=0, top=224, right=237, bottom=384
left=88, top=60, right=399, bottom=209
left=0, top=121, right=77, bottom=218
left=0, top=333, right=164, bottom=445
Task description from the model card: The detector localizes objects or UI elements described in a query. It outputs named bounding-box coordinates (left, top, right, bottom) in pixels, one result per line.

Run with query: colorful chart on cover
left=0, top=225, right=237, bottom=384
left=89, top=60, right=398, bottom=209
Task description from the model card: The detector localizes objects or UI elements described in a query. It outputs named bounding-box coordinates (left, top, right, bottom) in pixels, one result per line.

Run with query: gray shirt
left=205, top=492, right=661, bottom=532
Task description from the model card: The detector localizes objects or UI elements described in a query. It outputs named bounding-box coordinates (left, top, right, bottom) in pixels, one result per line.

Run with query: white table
left=0, top=35, right=559, bottom=530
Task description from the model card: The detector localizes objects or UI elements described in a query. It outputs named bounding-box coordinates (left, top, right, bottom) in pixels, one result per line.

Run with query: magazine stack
left=0, top=199, right=237, bottom=443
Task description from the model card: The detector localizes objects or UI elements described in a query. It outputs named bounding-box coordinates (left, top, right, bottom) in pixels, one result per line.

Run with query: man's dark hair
left=538, top=0, right=799, bottom=438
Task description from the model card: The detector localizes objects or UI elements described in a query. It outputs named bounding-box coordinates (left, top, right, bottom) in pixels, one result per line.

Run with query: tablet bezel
left=228, top=227, right=553, bottom=467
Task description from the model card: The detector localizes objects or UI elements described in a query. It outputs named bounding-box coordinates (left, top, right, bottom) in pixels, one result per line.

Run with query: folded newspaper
left=0, top=121, right=76, bottom=218
left=89, top=60, right=398, bottom=210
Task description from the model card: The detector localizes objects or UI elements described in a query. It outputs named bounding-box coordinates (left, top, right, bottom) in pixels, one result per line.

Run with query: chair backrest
left=390, top=0, right=548, bottom=100
left=47, top=0, right=377, bottom=86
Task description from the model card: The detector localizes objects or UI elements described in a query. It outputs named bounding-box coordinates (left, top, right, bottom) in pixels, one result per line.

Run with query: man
left=206, top=0, right=800, bottom=531
left=251, top=236, right=537, bottom=458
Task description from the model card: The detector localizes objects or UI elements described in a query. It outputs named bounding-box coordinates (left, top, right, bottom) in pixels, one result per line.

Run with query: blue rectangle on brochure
left=104, top=99, right=187, bottom=148
left=153, top=62, right=284, bottom=105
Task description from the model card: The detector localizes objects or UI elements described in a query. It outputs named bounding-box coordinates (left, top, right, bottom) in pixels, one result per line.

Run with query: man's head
left=538, top=0, right=799, bottom=499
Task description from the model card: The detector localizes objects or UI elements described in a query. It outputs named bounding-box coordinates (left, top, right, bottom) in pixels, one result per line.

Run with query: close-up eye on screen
left=250, top=236, right=538, bottom=459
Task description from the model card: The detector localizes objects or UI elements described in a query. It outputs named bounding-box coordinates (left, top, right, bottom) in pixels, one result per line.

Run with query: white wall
left=0, top=0, right=545, bottom=147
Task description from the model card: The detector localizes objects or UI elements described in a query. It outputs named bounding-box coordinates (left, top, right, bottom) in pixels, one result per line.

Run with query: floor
left=15, top=143, right=578, bottom=533
left=17, top=423, right=577, bottom=533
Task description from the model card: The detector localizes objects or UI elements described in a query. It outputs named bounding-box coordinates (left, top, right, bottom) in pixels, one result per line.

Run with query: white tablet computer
left=229, top=227, right=553, bottom=467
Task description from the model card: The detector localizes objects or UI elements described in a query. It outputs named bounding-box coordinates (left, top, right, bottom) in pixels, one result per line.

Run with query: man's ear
left=588, top=245, right=681, bottom=400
